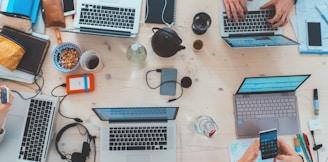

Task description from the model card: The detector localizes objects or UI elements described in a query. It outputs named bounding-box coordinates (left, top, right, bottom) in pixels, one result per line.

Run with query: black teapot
left=151, top=27, right=185, bottom=57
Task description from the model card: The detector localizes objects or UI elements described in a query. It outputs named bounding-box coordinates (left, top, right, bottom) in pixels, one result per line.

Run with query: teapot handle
left=152, top=27, right=160, bottom=33
left=151, top=27, right=182, bottom=43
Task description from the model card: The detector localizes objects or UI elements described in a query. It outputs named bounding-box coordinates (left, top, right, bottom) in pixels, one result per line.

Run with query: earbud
left=313, top=144, right=323, bottom=151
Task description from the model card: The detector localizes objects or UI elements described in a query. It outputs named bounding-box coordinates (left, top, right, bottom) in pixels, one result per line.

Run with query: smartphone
left=62, top=0, right=75, bottom=16
left=260, top=128, right=278, bottom=160
left=1, top=88, right=9, bottom=104
left=160, top=68, right=177, bottom=96
left=307, top=21, right=322, bottom=50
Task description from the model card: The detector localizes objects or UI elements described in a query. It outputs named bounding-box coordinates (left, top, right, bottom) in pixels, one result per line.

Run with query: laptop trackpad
left=258, top=118, right=278, bottom=132
left=127, top=155, right=149, bottom=162
left=237, top=119, right=258, bottom=137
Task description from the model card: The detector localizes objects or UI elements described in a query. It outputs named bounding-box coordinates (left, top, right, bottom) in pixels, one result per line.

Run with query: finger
left=229, top=3, right=239, bottom=22
left=224, top=0, right=232, bottom=19
left=260, top=1, right=274, bottom=9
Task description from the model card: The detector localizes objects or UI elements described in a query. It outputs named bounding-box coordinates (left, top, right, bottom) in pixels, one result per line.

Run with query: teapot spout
left=178, top=45, right=186, bottom=51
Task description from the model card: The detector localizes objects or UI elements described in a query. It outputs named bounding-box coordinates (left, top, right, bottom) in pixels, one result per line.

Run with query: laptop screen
left=237, top=75, right=310, bottom=94
left=92, top=107, right=179, bottom=121
left=223, top=35, right=298, bottom=48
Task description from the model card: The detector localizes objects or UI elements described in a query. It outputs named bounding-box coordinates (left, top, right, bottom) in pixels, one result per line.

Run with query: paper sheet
left=229, top=138, right=273, bottom=162
left=293, top=0, right=328, bottom=54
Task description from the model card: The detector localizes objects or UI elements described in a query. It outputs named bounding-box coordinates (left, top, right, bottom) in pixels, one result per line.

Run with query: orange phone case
left=66, top=73, right=95, bottom=94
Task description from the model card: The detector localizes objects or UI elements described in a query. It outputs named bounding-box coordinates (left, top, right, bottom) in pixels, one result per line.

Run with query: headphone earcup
left=71, top=152, right=86, bottom=162
left=81, top=141, right=91, bottom=158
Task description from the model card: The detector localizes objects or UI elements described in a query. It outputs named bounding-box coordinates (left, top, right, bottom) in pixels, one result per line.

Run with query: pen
left=313, top=89, right=319, bottom=115
left=297, top=134, right=312, bottom=162
left=294, top=137, right=301, bottom=153
left=303, top=133, right=314, bottom=161
left=315, top=6, right=328, bottom=24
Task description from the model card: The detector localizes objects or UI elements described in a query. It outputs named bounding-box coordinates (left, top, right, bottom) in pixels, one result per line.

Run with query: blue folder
left=6, top=0, right=40, bottom=24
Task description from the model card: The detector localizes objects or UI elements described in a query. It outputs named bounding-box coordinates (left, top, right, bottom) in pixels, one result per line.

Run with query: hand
left=238, top=138, right=260, bottom=162
left=274, top=138, right=303, bottom=162
left=223, top=0, right=248, bottom=22
left=0, top=85, right=14, bottom=127
left=261, top=0, right=295, bottom=28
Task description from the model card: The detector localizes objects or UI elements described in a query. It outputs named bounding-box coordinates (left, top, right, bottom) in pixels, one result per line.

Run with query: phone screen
left=307, top=22, right=322, bottom=46
left=63, top=0, right=75, bottom=13
left=260, top=128, right=278, bottom=160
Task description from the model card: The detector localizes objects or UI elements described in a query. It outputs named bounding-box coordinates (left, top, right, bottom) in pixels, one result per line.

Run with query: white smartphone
left=63, top=0, right=75, bottom=16
left=306, top=20, right=322, bottom=50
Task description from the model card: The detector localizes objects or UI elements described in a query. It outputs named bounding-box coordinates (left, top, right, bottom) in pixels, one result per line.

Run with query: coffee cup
left=193, top=39, right=204, bottom=51
left=80, top=50, right=103, bottom=72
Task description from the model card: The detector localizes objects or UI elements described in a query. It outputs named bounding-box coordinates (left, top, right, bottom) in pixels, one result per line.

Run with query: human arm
left=238, top=138, right=260, bottom=162
left=0, top=85, right=14, bottom=143
left=223, top=0, right=248, bottom=22
left=260, top=0, right=296, bottom=29
left=274, top=138, right=303, bottom=162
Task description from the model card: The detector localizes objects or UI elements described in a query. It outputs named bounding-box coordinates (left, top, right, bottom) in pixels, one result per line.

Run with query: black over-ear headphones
left=55, top=123, right=96, bottom=162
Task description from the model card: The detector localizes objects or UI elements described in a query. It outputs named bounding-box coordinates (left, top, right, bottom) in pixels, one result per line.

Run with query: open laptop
left=0, top=92, right=59, bottom=162
left=218, top=0, right=298, bottom=48
left=233, top=75, right=310, bottom=138
left=92, top=106, right=179, bottom=162
left=61, top=0, right=142, bottom=38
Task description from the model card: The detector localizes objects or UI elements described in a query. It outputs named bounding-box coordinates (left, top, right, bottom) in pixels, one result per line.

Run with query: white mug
left=80, top=50, right=104, bottom=72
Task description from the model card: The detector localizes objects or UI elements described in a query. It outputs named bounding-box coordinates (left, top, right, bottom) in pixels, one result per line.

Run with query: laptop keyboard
left=79, top=3, right=136, bottom=30
left=109, top=126, right=168, bottom=151
left=223, top=9, right=278, bottom=33
left=236, top=95, right=296, bottom=119
left=18, top=99, right=53, bottom=161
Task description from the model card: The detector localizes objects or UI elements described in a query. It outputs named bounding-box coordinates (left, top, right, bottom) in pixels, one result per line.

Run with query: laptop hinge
left=228, top=32, right=275, bottom=37
left=80, top=27, right=133, bottom=38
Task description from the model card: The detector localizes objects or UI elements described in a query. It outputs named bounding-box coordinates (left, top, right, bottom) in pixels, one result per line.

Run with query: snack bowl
left=52, top=42, right=82, bottom=73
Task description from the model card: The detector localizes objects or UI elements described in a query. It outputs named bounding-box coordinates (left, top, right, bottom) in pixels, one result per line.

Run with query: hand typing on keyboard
left=223, top=0, right=296, bottom=28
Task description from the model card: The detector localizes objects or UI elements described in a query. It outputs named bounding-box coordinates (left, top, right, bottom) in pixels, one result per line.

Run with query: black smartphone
left=307, top=21, right=322, bottom=50
left=63, top=0, right=75, bottom=16
left=160, top=68, right=177, bottom=96
left=260, top=128, right=278, bottom=160
left=1, top=88, right=9, bottom=104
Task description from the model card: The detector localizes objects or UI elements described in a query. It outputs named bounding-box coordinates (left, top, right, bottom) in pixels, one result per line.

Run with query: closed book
left=1, top=26, right=50, bottom=75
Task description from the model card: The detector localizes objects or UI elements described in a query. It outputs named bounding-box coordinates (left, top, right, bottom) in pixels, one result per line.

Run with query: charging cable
left=145, top=69, right=183, bottom=102
left=51, top=83, right=83, bottom=123
left=311, top=130, right=323, bottom=162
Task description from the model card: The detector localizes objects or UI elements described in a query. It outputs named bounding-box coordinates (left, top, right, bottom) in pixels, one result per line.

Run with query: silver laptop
left=218, top=0, right=298, bottom=48
left=233, top=75, right=310, bottom=138
left=61, top=0, right=142, bottom=38
left=92, top=107, right=179, bottom=162
left=0, top=92, right=59, bottom=162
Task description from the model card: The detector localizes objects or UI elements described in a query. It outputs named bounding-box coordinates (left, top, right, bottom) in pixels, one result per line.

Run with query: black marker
left=313, top=89, right=319, bottom=115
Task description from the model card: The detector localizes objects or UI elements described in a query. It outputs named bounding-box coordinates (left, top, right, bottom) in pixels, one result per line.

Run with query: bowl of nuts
left=52, top=42, right=82, bottom=73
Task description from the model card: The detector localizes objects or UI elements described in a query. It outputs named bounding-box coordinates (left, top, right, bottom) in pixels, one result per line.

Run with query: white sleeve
left=0, top=128, right=5, bottom=143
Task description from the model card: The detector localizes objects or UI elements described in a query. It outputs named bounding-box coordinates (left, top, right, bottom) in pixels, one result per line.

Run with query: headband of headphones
left=55, top=123, right=94, bottom=161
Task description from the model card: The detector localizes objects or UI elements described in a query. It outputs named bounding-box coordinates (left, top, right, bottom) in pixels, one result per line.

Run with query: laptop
left=233, top=75, right=310, bottom=138
left=0, top=92, right=59, bottom=162
left=218, top=0, right=298, bottom=48
left=61, top=0, right=142, bottom=38
left=92, top=106, right=179, bottom=162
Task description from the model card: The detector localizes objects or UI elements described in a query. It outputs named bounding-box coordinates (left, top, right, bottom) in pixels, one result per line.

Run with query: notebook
left=0, top=92, right=59, bottom=162
left=233, top=75, right=310, bottom=138
left=218, top=0, right=298, bottom=48
left=92, top=107, right=179, bottom=162
left=1, top=26, right=50, bottom=75
left=145, top=0, right=176, bottom=25
left=61, top=0, right=142, bottom=38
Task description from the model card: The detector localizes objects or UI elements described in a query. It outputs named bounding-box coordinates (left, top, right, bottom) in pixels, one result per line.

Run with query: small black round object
left=313, top=144, right=323, bottom=151
left=181, top=77, right=192, bottom=88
